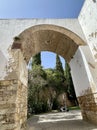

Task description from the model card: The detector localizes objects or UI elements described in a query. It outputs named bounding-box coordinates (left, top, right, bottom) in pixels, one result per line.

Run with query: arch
left=12, top=24, right=86, bottom=63
left=1, top=23, right=97, bottom=130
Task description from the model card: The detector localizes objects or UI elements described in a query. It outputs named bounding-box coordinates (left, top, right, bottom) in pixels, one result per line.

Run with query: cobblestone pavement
left=27, top=110, right=97, bottom=130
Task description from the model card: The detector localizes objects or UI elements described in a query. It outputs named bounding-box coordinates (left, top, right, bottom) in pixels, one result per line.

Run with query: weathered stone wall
left=0, top=80, right=27, bottom=130
left=57, top=93, right=76, bottom=107
left=0, top=0, right=97, bottom=128
left=79, top=0, right=97, bottom=61
left=77, top=0, right=97, bottom=123
left=0, top=80, right=18, bottom=130
left=78, top=92, right=97, bottom=124
left=0, top=19, right=86, bottom=80
left=0, top=48, right=28, bottom=130
left=16, top=81, right=27, bottom=130
left=78, top=0, right=97, bottom=90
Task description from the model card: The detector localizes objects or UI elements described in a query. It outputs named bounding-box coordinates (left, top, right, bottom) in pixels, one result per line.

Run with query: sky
left=0, top=0, right=84, bottom=18
left=41, top=52, right=65, bottom=69
left=0, top=0, right=84, bottom=69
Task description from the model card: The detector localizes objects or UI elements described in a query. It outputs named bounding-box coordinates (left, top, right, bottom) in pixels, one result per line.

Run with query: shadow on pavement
left=27, top=111, right=97, bottom=130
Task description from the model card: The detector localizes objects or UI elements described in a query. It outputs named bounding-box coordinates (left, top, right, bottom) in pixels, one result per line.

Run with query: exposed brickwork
left=15, top=81, right=27, bottom=130
left=0, top=80, right=27, bottom=130
left=0, top=80, right=18, bottom=130
left=78, top=92, right=97, bottom=124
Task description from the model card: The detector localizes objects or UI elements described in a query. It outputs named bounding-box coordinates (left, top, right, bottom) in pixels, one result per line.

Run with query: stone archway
left=0, top=20, right=97, bottom=130
left=12, top=24, right=86, bottom=63
left=7, top=24, right=95, bottom=129
left=0, top=24, right=97, bottom=130
left=0, top=0, right=97, bottom=129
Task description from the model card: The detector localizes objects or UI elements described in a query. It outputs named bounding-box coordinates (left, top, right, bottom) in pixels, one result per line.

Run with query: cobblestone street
left=27, top=110, right=97, bottom=130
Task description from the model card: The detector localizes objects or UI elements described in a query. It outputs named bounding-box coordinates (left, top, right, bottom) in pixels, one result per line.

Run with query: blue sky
left=41, top=52, right=65, bottom=69
left=0, top=0, right=84, bottom=18
left=0, top=0, right=84, bottom=69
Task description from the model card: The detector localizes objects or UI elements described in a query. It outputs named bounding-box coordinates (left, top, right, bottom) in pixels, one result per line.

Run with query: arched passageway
left=0, top=24, right=97, bottom=130
left=6, top=25, right=94, bottom=129
left=12, top=24, right=85, bottom=63
left=1, top=0, right=97, bottom=129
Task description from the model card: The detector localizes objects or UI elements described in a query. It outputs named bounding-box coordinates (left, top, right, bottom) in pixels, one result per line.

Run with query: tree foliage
left=45, top=60, right=66, bottom=110
left=28, top=53, right=77, bottom=115
left=28, top=65, right=48, bottom=114
left=56, top=54, right=64, bottom=75
left=28, top=53, right=48, bottom=114
left=65, top=62, right=77, bottom=101
left=32, top=53, right=41, bottom=67
left=55, top=54, right=65, bottom=87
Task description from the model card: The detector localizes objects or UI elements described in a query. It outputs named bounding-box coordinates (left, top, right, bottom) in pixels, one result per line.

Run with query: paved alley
left=27, top=110, right=97, bottom=130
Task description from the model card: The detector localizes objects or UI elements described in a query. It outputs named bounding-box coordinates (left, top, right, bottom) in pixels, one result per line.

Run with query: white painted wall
left=0, top=19, right=85, bottom=57
left=0, top=51, right=8, bottom=79
left=69, top=46, right=96, bottom=97
left=78, top=0, right=97, bottom=61
left=0, top=19, right=85, bottom=80
left=0, top=0, right=96, bottom=98
left=81, top=46, right=97, bottom=91
left=19, top=51, right=28, bottom=86
left=78, top=0, right=97, bottom=91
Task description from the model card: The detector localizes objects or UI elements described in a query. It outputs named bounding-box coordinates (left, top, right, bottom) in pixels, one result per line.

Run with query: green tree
left=65, top=62, right=77, bottom=102
left=45, top=69, right=59, bottom=110
left=32, top=53, right=41, bottom=67
left=55, top=54, right=65, bottom=83
left=45, top=55, right=66, bottom=110
left=56, top=54, right=64, bottom=75
left=28, top=65, right=48, bottom=114
left=28, top=52, right=49, bottom=114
